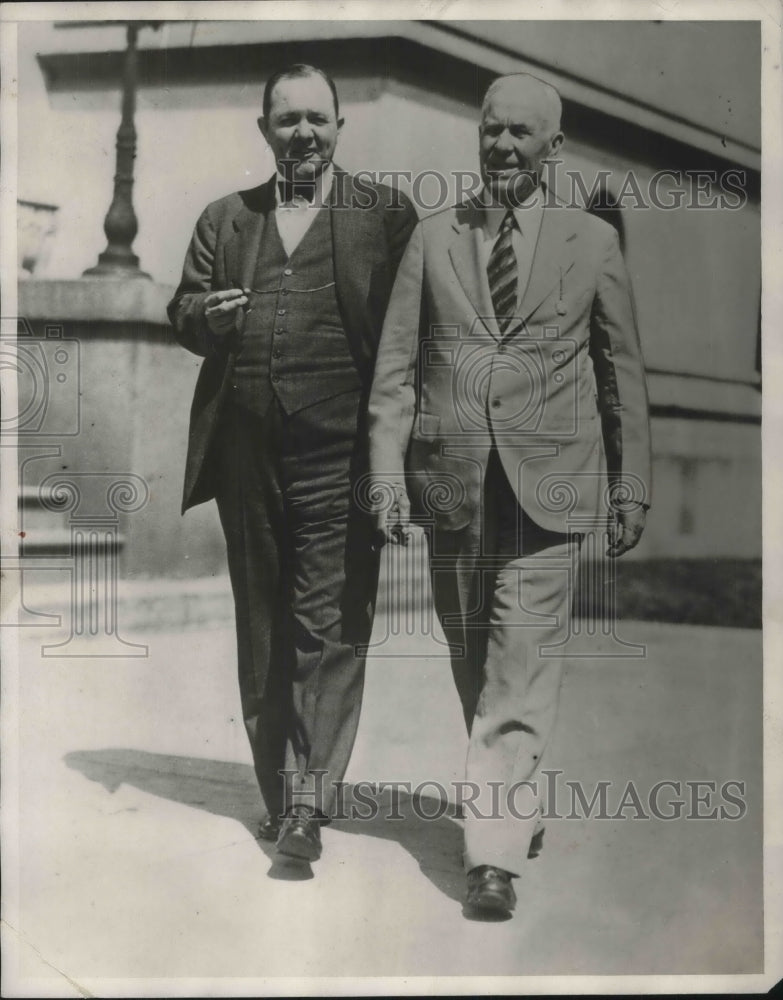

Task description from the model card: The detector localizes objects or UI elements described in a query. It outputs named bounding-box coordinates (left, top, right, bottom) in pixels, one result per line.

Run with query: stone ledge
left=18, top=278, right=176, bottom=327
left=11, top=574, right=234, bottom=634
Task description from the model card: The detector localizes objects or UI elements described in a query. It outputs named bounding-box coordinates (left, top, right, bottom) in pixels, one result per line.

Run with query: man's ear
left=257, top=116, right=268, bottom=140
left=336, top=116, right=345, bottom=135
left=549, top=131, right=565, bottom=158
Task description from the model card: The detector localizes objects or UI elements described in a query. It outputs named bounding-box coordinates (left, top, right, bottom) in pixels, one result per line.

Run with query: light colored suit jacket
left=368, top=196, right=651, bottom=534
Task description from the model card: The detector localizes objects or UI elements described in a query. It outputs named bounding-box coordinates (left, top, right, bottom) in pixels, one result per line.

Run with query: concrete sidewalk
left=3, top=569, right=763, bottom=993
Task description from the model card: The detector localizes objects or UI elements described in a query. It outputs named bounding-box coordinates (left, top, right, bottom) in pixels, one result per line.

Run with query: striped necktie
left=487, top=210, right=517, bottom=333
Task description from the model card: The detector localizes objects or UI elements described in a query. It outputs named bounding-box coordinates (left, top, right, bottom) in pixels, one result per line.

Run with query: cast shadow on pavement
left=64, top=748, right=465, bottom=903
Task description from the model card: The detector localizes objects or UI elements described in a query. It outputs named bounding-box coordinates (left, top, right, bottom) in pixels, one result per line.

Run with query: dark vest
left=231, top=206, right=361, bottom=416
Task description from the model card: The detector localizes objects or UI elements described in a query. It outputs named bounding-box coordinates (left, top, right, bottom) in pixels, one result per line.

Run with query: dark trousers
left=214, top=392, right=378, bottom=819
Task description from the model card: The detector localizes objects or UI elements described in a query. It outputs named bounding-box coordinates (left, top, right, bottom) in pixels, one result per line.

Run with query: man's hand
left=607, top=503, right=647, bottom=558
left=204, top=288, right=250, bottom=339
left=373, top=483, right=412, bottom=548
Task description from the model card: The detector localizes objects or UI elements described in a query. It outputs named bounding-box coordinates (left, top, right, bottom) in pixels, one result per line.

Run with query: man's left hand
left=607, top=504, right=647, bottom=558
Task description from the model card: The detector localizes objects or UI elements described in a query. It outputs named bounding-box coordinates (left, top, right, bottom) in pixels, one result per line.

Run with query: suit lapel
left=449, top=202, right=500, bottom=340
left=223, top=178, right=276, bottom=289
left=512, top=204, right=577, bottom=332
left=331, top=169, right=376, bottom=304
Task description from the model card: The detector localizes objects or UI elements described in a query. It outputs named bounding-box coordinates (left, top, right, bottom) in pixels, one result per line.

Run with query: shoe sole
left=467, top=892, right=516, bottom=913
left=276, top=833, right=322, bottom=862
left=467, top=891, right=515, bottom=916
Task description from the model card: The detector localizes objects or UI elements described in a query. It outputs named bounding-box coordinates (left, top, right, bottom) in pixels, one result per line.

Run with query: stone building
left=14, top=19, right=760, bottom=607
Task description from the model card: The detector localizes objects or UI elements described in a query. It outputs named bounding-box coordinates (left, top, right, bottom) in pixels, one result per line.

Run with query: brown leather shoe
left=276, top=805, right=322, bottom=862
left=256, top=816, right=280, bottom=842
left=465, top=865, right=517, bottom=916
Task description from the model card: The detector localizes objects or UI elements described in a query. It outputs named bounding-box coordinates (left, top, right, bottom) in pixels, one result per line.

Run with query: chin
left=498, top=175, right=537, bottom=206
left=293, top=159, right=325, bottom=180
left=485, top=177, right=513, bottom=203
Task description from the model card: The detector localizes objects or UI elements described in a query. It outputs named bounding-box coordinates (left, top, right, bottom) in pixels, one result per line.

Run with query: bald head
left=478, top=73, right=564, bottom=206
left=481, top=73, right=562, bottom=134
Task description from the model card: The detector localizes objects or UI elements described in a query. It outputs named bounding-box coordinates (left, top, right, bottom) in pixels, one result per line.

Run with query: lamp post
left=83, top=22, right=159, bottom=279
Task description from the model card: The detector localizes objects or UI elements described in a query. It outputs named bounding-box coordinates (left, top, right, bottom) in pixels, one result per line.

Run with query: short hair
left=262, top=64, right=340, bottom=121
left=481, top=73, right=562, bottom=133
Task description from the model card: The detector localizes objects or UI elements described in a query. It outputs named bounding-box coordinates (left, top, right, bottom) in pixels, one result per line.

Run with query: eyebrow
left=275, top=110, right=331, bottom=121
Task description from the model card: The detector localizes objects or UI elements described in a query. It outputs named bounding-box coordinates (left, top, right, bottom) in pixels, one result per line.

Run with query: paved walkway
left=2, top=561, right=764, bottom=994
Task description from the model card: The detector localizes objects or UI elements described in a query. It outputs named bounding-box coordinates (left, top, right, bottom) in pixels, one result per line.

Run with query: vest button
left=280, top=288, right=289, bottom=296
left=272, top=375, right=280, bottom=383
left=275, top=328, right=285, bottom=335
left=498, top=344, right=507, bottom=354
left=273, top=349, right=281, bottom=359
left=284, top=268, right=293, bottom=276
left=278, top=309, right=286, bottom=316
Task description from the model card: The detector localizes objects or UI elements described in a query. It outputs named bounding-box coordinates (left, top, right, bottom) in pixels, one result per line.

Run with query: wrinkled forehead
left=268, top=74, right=336, bottom=117
left=481, top=80, right=560, bottom=131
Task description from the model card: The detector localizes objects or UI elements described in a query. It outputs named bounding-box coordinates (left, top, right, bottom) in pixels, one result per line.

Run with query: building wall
left=15, top=21, right=761, bottom=572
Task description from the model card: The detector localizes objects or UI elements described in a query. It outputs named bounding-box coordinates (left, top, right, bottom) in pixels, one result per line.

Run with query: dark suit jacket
left=168, top=168, right=417, bottom=512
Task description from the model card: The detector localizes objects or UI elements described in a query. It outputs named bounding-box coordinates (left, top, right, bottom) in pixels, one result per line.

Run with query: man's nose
left=493, top=128, right=514, bottom=153
left=293, top=118, right=315, bottom=141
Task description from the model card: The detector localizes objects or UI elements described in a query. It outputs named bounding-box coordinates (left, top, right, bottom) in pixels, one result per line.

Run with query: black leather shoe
left=276, top=806, right=322, bottom=862
left=465, top=865, right=517, bottom=916
left=256, top=816, right=280, bottom=842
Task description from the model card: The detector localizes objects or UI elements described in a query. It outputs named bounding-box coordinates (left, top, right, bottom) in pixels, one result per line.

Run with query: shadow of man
left=65, top=748, right=465, bottom=902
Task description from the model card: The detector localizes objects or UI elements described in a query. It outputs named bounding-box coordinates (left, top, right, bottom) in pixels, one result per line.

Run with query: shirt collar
left=275, top=164, right=334, bottom=208
left=480, top=185, right=545, bottom=239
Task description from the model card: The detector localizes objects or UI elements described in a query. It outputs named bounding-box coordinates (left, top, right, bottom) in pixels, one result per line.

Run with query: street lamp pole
left=84, top=22, right=158, bottom=279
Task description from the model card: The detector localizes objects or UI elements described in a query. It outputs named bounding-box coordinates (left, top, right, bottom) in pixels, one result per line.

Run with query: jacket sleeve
left=167, top=205, right=220, bottom=358
left=382, top=188, right=419, bottom=286
left=589, top=228, right=653, bottom=509
left=368, top=221, right=425, bottom=492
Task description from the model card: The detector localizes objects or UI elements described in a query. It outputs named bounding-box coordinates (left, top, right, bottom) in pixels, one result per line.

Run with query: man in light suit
left=368, top=73, right=651, bottom=916
left=169, top=64, right=416, bottom=865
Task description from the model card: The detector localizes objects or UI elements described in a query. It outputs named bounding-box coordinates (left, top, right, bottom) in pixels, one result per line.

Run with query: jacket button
left=498, top=344, right=507, bottom=354
left=272, top=375, right=280, bottom=383
left=492, top=399, right=501, bottom=408
left=273, top=349, right=281, bottom=358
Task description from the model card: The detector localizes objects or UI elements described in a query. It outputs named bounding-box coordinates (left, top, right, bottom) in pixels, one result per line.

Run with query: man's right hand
left=373, top=483, right=412, bottom=547
left=204, top=288, right=250, bottom=339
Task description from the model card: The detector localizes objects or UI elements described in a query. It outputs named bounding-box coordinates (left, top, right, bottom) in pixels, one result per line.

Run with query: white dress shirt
left=274, top=164, right=334, bottom=258
left=479, top=186, right=545, bottom=308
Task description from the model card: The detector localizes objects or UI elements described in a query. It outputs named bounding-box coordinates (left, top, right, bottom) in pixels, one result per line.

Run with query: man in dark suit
left=169, top=64, right=416, bottom=865
left=368, top=74, right=651, bottom=916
